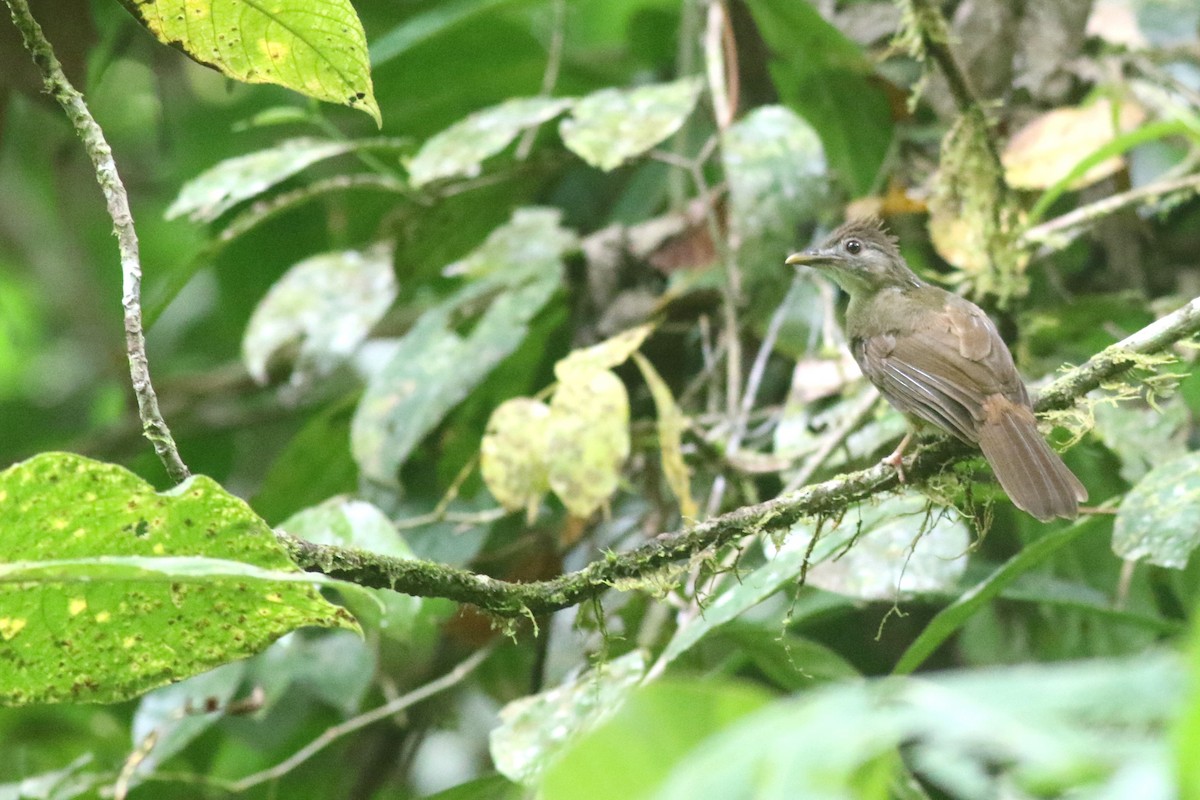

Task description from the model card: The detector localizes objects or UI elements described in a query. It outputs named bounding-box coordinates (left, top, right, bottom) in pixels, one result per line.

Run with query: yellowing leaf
left=481, top=398, right=553, bottom=522
left=120, top=0, right=380, bottom=124
left=546, top=369, right=631, bottom=518
left=554, top=324, right=654, bottom=381
left=1002, top=100, right=1145, bottom=190
left=632, top=353, right=696, bottom=520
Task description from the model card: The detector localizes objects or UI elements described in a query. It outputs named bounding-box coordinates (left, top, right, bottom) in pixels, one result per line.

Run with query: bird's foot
left=880, top=432, right=914, bottom=483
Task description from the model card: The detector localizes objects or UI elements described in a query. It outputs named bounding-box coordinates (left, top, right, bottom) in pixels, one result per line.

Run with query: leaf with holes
left=119, top=0, right=379, bottom=123
left=0, top=453, right=356, bottom=706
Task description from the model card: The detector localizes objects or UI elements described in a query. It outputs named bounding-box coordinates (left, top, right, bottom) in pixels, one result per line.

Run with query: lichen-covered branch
left=5, top=0, right=189, bottom=483
left=283, top=293, right=1200, bottom=616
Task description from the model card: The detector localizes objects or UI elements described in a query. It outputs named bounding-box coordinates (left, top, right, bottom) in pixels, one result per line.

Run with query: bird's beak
left=785, top=250, right=823, bottom=266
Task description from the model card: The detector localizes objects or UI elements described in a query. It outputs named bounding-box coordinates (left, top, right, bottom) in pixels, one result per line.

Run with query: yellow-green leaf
left=481, top=398, right=553, bottom=522
left=0, top=453, right=356, bottom=706
left=546, top=369, right=630, bottom=518
left=632, top=352, right=696, bottom=520
left=554, top=323, right=654, bottom=381
left=119, top=0, right=380, bottom=125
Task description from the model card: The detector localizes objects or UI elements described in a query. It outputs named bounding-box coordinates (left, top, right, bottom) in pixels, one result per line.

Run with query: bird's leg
left=881, top=432, right=914, bottom=483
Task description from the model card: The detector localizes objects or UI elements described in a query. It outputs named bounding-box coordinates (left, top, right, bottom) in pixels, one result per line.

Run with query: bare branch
left=5, top=0, right=189, bottom=482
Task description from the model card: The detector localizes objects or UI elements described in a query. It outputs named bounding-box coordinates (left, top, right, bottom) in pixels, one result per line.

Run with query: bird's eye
left=845, top=238, right=862, bottom=255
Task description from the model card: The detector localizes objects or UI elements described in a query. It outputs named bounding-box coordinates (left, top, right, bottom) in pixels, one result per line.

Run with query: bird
left=785, top=217, right=1087, bottom=521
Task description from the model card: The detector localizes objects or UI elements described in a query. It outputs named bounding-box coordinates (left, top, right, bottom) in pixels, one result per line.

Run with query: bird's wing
left=853, top=300, right=1025, bottom=444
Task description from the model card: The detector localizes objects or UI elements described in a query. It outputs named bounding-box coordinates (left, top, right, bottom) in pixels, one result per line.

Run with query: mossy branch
left=5, top=0, right=189, bottom=483
left=283, top=293, right=1200, bottom=617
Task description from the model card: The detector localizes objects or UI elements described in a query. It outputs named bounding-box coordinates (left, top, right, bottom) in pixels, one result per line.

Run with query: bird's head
left=786, top=217, right=919, bottom=296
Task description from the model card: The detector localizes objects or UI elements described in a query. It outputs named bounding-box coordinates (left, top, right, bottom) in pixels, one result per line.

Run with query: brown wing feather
left=852, top=297, right=1027, bottom=445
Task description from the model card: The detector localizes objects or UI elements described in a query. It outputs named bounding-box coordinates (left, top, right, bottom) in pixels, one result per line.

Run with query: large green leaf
left=242, top=242, right=397, bottom=387
left=351, top=208, right=577, bottom=485
left=407, top=96, right=575, bottom=188
left=643, top=654, right=1180, bottom=800
left=559, top=77, right=704, bottom=171
left=1114, top=451, right=1200, bottom=569
left=166, top=138, right=394, bottom=223
left=0, top=453, right=356, bottom=705
left=721, top=104, right=826, bottom=274
left=491, top=650, right=647, bottom=786
left=541, top=680, right=773, bottom=800
left=119, top=0, right=380, bottom=123
left=743, top=0, right=893, bottom=195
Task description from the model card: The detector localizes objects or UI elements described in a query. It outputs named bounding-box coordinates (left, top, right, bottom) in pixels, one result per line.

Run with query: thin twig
left=6, top=0, right=189, bottom=482
left=282, top=292, right=1200, bottom=617
left=704, top=0, right=735, bottom=130
left=226, top=647, right=491, bottom=792
left=783, top=384, right=881, bottom=494
left=516, top=0, right=566, bottom=160
left=1022, top=172, right=1200, bottom=250
left=726, top=281, right=793, bottom=456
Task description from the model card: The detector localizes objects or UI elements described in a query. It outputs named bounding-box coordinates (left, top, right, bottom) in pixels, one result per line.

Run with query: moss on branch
left=281, top=294, right=1200, bottom=616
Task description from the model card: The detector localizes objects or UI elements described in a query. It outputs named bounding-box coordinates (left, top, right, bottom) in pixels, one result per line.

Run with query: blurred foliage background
left=3, top=0, right=1200, bottom=797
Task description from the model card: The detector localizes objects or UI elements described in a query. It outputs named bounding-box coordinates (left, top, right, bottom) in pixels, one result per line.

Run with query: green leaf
left=369, top=0, right=535, bottom=67
left=559, top=77, right=704, bottom=171
left=744, top=0, right=894, bottom=195
left=793, top=496, right=971, bottom=601
left=491, top=650, right=647, bottom=786
left=1114, top=451, right=1200, bottom=569
left=480, top=398, right=552, bottom=520
left=407, top=96, right=575, bottom=188
left=119, top=0, right=380, bottom=124
left=423, top=775, right=523, bottom=800
left=131, top=662, right=246, bottom=774
left=351, top=208, right=576, bottom=485
left=1092, top=397, right=1189, bottom=484
left=893, top=516, right=1102, bottom=675
left=242, top=242, right=396, bottom=387
left=721, top=105, right=826, bottom=275
left=1178, top=602, right=1200, bottom=800
left=545, top=369, right=631, bottom=518
left=248, top=629, right=374, bottom=714
left=167, top=138, right=376, bottom=223
left=648, top=654, right=1180, bottom=800
left=0, top=453, right=356, bottom=706
left=541, top=680, right=773, bottom=800
left=657, top=521, right=860, bottom=668
left=0, top=754, right=99, bottom=800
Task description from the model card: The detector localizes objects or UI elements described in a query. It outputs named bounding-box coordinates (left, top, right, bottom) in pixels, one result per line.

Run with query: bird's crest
left=825, top=216, right=901, bottom=259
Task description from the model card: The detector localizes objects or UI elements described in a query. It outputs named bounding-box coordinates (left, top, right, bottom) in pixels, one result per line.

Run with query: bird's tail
left=977, top=399, right=1087, bottom=521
